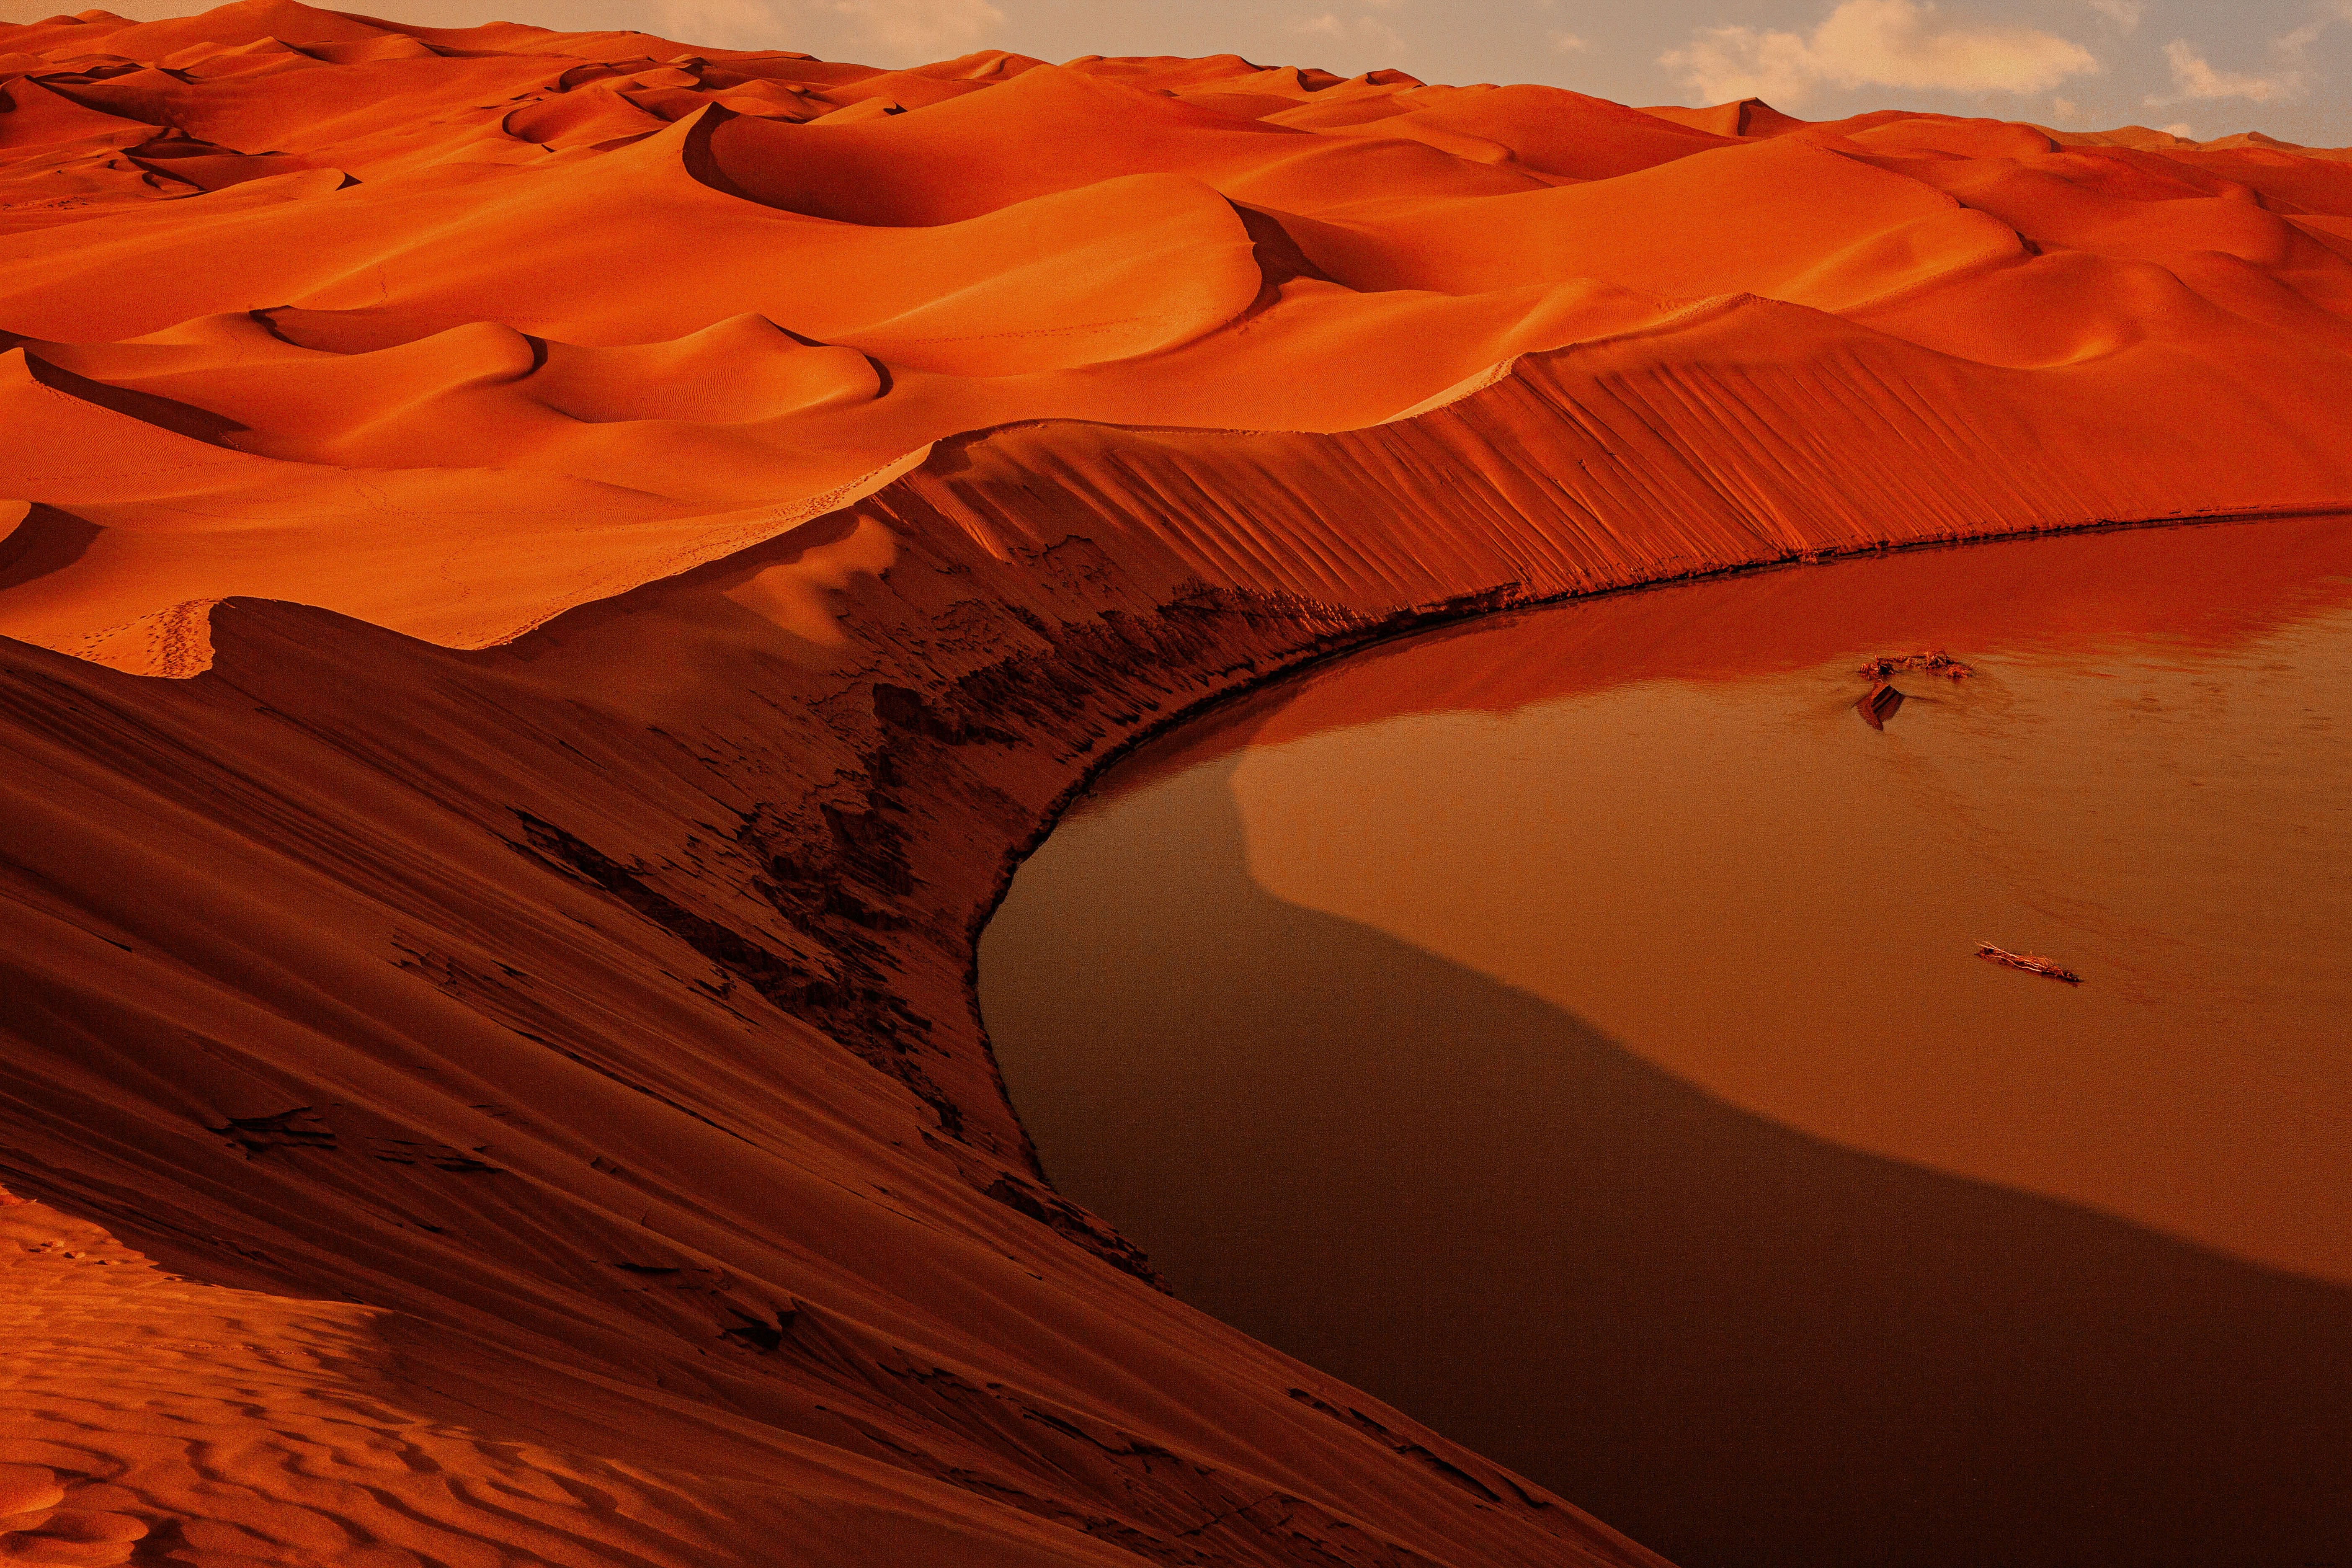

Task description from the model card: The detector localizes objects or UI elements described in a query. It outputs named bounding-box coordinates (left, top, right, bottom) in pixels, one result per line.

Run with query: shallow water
left=979, top=518, right=2352, bottom=1568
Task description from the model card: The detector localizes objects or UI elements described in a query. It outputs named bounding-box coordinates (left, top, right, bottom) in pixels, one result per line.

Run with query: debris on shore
left=1860, top=650, right=1975, bottom=681
left=1857, top=683, right=1905, bottom=729
left=1976, top=943, right=2083, bottom=984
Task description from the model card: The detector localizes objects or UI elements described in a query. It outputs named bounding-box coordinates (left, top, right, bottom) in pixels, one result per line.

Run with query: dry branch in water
left=1976, top=943, right=2083, bottom=984
left=1861, top=650, right=1975, bottom=681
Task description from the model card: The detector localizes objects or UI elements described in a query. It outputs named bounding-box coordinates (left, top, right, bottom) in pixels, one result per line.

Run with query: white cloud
left=1552, top=31, right=1587, bottom=52
left=1286, top=10, right=1405, bottom=58
left=2086, top=0, right=2142, bottom=33
left=655, top=0, right=787, bottom=49
left=1660, top=0, right=2099, bottom=107
left=2277, top=1, right=2352, bottom=55
left=2279, top=18, right=2329, bottom=52
left=834, top=0, right=1003, bottom=55
left=2154, top=38, right=2298, bottom=103
left=2161, top=121, right=2195, bottom=138
left=1660, top=26, right=1815, bottom=103
left=2141, top=0, right=2352, bottom=112
left=652, top=0, right=1003, bottom=57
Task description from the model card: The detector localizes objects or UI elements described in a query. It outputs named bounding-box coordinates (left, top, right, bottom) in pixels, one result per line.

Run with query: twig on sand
left=1976, top=943, right=2083, bottom=984
left=1861, top=650, right=1974, bottom=681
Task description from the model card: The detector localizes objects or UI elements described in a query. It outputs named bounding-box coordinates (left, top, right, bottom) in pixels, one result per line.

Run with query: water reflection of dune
left=1082, top=515, right=2352, bottom=810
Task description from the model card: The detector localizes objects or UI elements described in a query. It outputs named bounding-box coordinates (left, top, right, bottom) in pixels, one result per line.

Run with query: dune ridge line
left=4, top=5, right=2352, bottom=1565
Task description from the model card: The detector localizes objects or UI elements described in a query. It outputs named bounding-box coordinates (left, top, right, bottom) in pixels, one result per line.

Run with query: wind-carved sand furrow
left=5, top=11, right=2352, bottom=1567
left=4, top=1189, right=1110, bottom=1568
left=8, top=443, right=2345, bottom=1567
left=1639, top=361, right=1874, bottom=554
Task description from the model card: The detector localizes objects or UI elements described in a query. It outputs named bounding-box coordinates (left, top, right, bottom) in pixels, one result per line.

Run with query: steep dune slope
left=3, top=6, right=2351, bottom=1565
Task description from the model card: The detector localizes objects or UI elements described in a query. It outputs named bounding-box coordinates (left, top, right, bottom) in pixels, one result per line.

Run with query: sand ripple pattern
left=3, top=5, right=2351, bottom=1566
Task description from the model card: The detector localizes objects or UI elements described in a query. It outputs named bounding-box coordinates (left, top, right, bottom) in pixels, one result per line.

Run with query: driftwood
left=1860, top=650, right=1974, bottom=681
left=1976, top=943, right=2083, bottom=984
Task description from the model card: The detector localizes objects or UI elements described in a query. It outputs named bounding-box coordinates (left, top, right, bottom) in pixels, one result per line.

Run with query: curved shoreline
left=957, top=500, right=2346, bottom=1174
left=4, top=325, right=2350, bottom=1563
left=8, top=14, right=2352, bottom=1559
left=967, top=523, right=2352, bottom=1568
left=8, top=339, right=2352, bottom=1556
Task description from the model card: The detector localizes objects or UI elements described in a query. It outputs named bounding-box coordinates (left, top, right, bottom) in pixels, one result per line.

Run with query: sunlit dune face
left=4, top=4, right=2352, bottom=677
left=6, top=9, right=2352, bottom=1568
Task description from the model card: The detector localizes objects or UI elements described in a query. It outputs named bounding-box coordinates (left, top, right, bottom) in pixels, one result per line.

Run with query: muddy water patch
left=980, top=518, right=2352, bottom=1568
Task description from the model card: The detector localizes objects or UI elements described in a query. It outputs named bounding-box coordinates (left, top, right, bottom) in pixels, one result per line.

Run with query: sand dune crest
left=3, top=5, right=2350, bottom=1563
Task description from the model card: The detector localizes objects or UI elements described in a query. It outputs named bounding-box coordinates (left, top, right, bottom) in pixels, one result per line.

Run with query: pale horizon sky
left=8, top=0, right=2351, bottom=145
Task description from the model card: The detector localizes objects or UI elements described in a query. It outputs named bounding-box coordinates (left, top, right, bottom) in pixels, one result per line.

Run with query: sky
left=9, top=0, right=2352, bottom=145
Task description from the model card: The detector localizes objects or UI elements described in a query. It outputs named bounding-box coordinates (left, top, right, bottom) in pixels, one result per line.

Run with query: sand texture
left=3, top=5, right=2351, bottom=1564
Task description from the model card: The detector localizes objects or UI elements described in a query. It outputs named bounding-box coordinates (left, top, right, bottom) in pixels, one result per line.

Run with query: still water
left=979, top=518, right=2352, bottom=1568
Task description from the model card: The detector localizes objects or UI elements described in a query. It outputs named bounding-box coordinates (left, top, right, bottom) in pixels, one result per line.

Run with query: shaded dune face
left=1, top=3, right=2350, bottom=1565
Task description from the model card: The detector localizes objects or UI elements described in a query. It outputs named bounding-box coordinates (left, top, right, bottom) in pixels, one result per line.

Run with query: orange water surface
left=980, top=518, right=2352, bottom=1568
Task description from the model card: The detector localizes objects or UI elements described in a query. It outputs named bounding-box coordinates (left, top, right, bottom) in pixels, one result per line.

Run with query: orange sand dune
left=4, top=5, right=2351, bottom=1564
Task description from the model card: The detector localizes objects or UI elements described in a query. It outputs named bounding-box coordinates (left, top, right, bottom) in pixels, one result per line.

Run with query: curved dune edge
left=7, top=7, right=2352, bottom=1564
left=0, top=425, right=937, bottom=676
left=4, top=316, right=2349, bottom=1566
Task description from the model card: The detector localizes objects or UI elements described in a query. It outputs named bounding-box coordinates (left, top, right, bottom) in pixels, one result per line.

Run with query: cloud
left=655, top=0, right=788, bottom=49
left=2140, top=5, right=2352, bottom=109
left=2154, top=39, right=2298, bottom=103
left=1286, top=10, right=1406, bottom=58
left=2277, top=0, right=2352, bottom=55
left=833, top=0, right=1003, bottom=55
left=2086, top=0, right=2142, bottom=32
left=652, top=0, right=1003, bottom=57
left=1660, top=0, right=2099, bottom=107
left=1552, top=31, right=1587, bottom=53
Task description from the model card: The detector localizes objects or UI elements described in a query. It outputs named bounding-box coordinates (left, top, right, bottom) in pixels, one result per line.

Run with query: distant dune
left=2, top=5, right=2348, bottom=1564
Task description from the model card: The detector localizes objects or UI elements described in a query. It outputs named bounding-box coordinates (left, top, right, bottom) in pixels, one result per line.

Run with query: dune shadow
left=0, top=503, right=101, bottom=594
left=984, top=756, right=2352, bottom=1568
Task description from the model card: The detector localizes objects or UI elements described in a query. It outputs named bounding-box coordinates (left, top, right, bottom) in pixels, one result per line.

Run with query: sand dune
left=3, top=4, right=2350, bottom=1563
